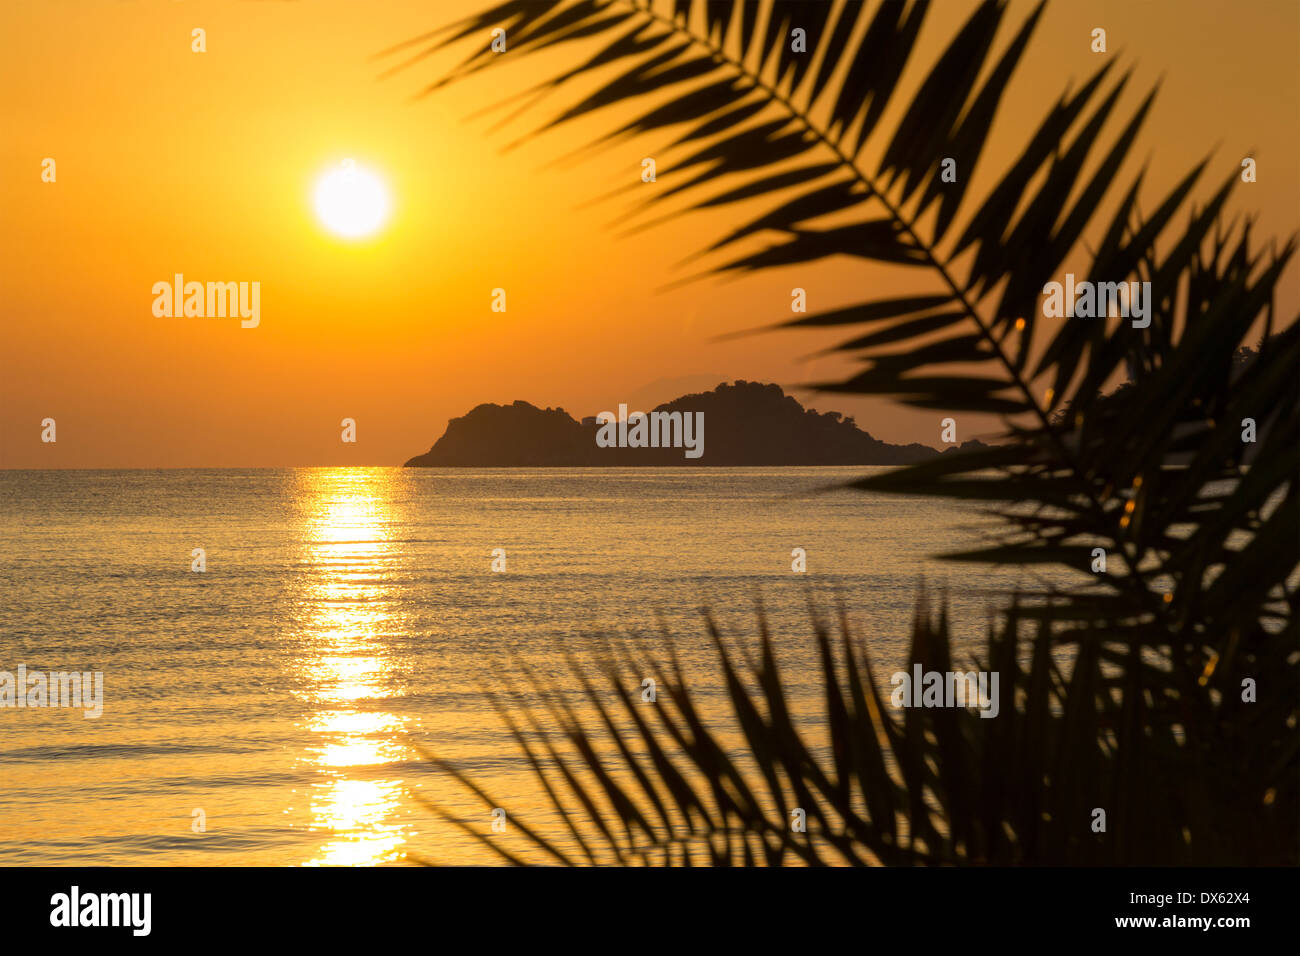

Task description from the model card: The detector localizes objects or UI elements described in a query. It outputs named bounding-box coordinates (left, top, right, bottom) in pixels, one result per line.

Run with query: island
left=404, top=380, right=989, bottom=467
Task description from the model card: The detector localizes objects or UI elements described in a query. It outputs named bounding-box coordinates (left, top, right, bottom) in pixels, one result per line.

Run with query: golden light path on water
left=293, top=470, right=409, bottom=866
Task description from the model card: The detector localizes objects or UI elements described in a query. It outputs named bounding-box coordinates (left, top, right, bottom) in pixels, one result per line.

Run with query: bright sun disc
left=314, top=162, right=390, bottom=239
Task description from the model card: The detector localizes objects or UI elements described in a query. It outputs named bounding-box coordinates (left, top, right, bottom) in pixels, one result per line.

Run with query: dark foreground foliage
left=393, top=0, right=1299, bottom=864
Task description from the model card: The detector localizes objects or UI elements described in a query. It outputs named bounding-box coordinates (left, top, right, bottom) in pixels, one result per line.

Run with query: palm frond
left=421, top=601, right=1295, bottom=865
left=389, top=0, right=1298, bottom=865
left=384, top=0, right=1295, bottom=645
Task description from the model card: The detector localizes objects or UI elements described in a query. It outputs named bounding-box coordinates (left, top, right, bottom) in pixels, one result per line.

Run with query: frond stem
left=623, top=0, right=1166, bottom=625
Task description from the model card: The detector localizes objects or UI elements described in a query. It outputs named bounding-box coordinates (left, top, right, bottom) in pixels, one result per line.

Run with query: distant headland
left=404, top=381, right=988, bottom=467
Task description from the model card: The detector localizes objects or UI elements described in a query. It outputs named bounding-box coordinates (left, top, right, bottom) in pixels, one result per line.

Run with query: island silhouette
left=404, top=380, right=987, bottom=466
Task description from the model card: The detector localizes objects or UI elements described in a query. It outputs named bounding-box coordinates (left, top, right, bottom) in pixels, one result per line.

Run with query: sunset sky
left=3, top=0, right=1297, bottom=468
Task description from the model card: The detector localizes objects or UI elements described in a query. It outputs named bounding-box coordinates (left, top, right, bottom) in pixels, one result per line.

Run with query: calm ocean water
left=0, top=467, right=1056, bottom=865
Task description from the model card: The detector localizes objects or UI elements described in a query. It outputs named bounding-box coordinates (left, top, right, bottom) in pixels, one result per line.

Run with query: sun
left=314, top=160, right=390, bottom=239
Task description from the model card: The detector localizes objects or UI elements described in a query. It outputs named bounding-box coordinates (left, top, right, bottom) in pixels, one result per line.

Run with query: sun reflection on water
left=291, top=469, right=410, bottom=866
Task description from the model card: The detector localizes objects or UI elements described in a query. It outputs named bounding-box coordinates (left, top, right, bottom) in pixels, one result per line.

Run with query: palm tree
left=385, top=0, right=1298, bottom=864
left=418, top=596, right=1288, bottom=865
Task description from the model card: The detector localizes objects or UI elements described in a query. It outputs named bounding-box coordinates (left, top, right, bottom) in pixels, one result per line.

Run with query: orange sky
left=2, top=0, right=1297, bottom=467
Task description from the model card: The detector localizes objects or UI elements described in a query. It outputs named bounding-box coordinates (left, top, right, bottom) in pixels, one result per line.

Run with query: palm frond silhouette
left=386, top=0, right=1298, bottom=864
left=415, top=599, right=1283, bottom=865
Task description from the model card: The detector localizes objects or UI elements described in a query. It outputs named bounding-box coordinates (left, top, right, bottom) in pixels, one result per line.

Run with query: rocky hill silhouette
left=404, top=380, right=987, bottom=466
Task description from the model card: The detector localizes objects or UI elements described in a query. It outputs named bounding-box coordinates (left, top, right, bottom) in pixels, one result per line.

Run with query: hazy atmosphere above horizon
left=2, top=0, right=1297, bottom=468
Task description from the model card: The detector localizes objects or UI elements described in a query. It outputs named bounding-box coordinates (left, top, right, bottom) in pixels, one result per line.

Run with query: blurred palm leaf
left=388, top=0, right=1298, bottom=863
left=415, top=601, right=1296, bottom=865
left=383, top=0, right=1296, bottom=649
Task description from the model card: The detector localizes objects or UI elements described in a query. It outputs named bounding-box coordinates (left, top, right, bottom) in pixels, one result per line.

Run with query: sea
left=0, top=467, right=1066, bottom=865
